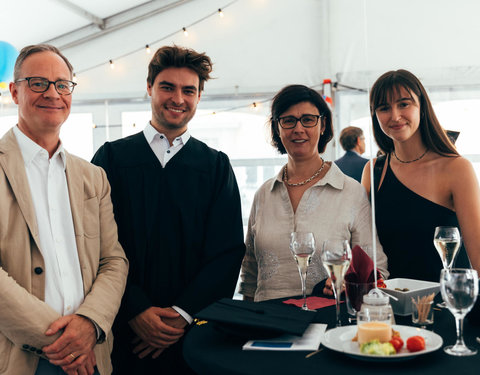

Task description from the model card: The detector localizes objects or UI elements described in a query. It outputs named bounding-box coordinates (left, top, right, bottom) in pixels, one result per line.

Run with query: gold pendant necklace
left=283, top=158, right=325, bottom=187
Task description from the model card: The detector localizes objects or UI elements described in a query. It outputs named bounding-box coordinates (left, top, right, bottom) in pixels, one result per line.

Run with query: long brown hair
left=370, top=69, right=458, bottom=156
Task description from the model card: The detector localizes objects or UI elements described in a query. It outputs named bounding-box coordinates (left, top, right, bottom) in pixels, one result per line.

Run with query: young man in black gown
left=92, top=45, right=245, bottom=374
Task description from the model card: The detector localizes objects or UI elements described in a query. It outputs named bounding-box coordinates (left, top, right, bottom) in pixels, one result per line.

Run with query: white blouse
left=239, top=162, right=389, bottom=302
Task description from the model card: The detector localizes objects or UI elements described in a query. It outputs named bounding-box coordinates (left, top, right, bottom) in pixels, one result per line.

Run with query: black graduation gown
left=92, top=132, right=245, bottom=374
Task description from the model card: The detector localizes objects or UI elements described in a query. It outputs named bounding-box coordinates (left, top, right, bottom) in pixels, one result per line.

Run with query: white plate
left=322, top=325, right=443, bottom=361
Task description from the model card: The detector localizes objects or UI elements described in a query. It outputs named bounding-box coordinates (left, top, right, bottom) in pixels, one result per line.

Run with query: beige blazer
left=0, top=128, right=128, bottom=375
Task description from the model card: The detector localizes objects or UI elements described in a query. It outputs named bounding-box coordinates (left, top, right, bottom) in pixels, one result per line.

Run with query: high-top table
left=183, top=298, right=480, bottom=375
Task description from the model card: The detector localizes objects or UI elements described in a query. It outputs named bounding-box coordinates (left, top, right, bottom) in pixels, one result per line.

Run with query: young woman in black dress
left=362, top=69, right=480, bottom=281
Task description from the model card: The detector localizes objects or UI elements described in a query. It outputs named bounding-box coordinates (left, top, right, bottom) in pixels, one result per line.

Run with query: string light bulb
left=109, top=60, right=115, bottom=69
left=145, top=45, right=151, bottom=54
left=252, top=102, right=259, bottom=110
left=72, top=73, right=77, bottom=83
left=183, top=27, right=189, bottom=37
left=218, top=8, right=224, bottom=18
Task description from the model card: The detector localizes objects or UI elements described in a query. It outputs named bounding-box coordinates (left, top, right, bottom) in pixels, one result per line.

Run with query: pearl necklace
left=283, top=159, right=326, bottom=187
left=392, top=149, right=428, bottom=164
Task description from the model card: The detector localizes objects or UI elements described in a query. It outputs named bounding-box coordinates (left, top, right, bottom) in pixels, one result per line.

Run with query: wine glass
left=290, top=232, right=316, bottom=311
left=434, top=226, right=461, bottom=307
left=321, top=240, right=352, bottom=327
left=440, top=268, right=478, bottom=356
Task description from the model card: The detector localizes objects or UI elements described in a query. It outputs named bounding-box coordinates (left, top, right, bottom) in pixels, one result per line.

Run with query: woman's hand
left=323, top=277, right=346, bottom=296
left=323, top=278, right=334, bottom=296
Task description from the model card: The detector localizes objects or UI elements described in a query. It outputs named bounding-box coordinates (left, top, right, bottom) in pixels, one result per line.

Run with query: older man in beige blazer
left=0, top=44, right=128, bottom=375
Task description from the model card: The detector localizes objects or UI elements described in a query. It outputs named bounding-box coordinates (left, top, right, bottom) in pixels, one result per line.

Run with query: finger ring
left=69, top=353, right=76, bottom=360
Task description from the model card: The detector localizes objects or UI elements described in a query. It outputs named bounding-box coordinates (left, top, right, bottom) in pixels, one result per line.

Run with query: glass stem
left=333, top=286, right=341, bottom=326
left=301, top=271, right=308, bottom=309
left=454, top=317, right=466, bottom=348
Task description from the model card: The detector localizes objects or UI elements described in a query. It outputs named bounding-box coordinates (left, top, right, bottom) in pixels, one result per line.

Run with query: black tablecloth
left=183, top=298, right=480, bottom=375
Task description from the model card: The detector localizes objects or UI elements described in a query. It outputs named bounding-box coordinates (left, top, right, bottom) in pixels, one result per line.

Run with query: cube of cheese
left=357, top=322, right=392, bottom=344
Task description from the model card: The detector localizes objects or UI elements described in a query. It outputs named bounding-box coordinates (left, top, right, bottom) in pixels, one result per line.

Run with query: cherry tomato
left=407, top=336, right=425, bottom=352
left=377, top=278, right=387, bottom=288
left=389, top=337, right=404, bottom=352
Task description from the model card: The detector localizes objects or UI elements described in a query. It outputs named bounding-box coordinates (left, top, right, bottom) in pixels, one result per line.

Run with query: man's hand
left=128, top=307, right=185, bottom=349
left=132, top=313, right=189, bottom=359
left=162, top=313, right=188, bottom=330
left=131, top=337, right=165, bottom=359
left=42, top=314, right=97, bottom=368
left=62, top=349, right=96, bottom=375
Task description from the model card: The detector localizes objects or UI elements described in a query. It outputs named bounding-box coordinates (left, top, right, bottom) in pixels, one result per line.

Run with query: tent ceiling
left=45, top=0, right=191, bottom=50
left=2, top=0, right=480, bottom=108
left=3, top=0, right=328, bottom=105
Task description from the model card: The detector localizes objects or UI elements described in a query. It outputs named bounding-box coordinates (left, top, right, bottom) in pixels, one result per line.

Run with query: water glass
left=440, top=268, right=478, bottom=356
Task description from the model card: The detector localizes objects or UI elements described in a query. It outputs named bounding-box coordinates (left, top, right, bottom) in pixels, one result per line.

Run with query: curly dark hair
left=370, top=69, right=457, bottom=156
left=270, top=85, right=333, bottom=154
left=147, top=45, right=212, bottom=91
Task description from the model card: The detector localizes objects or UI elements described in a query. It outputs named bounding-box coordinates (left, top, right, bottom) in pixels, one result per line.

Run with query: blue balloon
left=0, top=41, right=18, bottom=83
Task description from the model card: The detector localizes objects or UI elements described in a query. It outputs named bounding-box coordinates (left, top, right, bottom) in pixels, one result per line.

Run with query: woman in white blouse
left=239, top=84, right=388, bottom=302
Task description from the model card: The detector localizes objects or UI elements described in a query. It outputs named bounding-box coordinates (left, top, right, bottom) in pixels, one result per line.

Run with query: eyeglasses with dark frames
left=15, top=76, right=77, bottom=95
left=277, top=114, right=322, bottom=129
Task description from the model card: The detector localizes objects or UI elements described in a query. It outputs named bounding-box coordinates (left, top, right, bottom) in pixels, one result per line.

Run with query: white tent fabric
left=2, top=0, right=480, bottom=103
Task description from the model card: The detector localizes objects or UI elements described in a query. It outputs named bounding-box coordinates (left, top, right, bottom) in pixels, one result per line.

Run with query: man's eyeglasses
left=15, top=77, right=77, bottom=95
left=277, top=114, right=322, bottom=129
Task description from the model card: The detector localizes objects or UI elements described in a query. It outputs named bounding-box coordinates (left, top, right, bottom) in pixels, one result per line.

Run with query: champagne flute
left=290, top=232, right=316, bottom=311
left=440, top=268, right=478, bottom=356
left=434, top=226, right=461, bottom=308
left=321, top=240, right=352, bottom=327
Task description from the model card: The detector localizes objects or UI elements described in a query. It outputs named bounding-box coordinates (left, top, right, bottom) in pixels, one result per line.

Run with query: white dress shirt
left=13, top=126, right=84, bottom=316
left=143, top=122, right=190, bottom=167
left=143, top=122, right=193, bottom=324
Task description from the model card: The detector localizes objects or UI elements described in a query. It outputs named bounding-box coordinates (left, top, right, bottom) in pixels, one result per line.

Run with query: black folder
left=194, top=298, right=316, bottom=339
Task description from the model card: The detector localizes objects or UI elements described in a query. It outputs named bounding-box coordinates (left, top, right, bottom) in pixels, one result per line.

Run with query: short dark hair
left=370, top=69, right=457, bottom=156
left=270, top=85, right=333, bottom=154
left=147, top=45, right=213, bottom=91
left=14, top=44, right=73, bottom=80
left=339, top=126, right=363, bottom=151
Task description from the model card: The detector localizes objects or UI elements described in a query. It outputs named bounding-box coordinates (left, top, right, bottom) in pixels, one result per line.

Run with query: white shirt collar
left=143, top=121, right=190, bottom=146
left=13, top=125, right=66, bottom=169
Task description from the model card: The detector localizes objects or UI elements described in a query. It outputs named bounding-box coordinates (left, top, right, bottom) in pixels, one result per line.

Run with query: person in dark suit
left=334, top=126, right=368, bottom=182
left=91, top=45, right=245, bottom=374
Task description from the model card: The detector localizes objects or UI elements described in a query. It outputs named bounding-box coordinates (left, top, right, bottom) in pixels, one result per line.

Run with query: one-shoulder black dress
left=375, top=159, right=470, bottom=282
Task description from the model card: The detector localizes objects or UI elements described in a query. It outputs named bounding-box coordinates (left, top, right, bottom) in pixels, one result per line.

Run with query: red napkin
left=344, top=245, right=378, bottom=283
left=283, top=296, right=339, bottom=309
